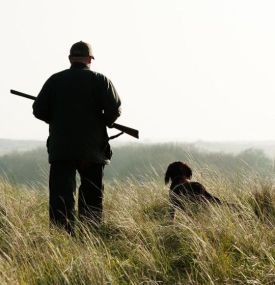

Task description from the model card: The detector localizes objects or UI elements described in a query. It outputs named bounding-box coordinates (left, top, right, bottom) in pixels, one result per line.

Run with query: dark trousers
left=49, top=161, right=104, bottom=233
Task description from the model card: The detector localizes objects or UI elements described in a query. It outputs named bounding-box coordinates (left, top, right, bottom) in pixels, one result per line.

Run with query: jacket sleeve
left=100, top=76, right=121, bottom=127
left=32, top=77, right=52, bottom=124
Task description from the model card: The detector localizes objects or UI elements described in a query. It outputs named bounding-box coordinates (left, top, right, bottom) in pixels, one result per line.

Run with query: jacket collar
left=70, top=62, right=90, bottom=70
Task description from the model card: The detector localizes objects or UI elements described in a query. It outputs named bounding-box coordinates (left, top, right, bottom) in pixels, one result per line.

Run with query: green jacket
left=33, top=63, right=121, bottom=164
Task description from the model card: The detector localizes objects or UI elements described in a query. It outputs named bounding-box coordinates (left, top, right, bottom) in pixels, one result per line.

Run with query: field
left=0, top=158, right=274, bottom=284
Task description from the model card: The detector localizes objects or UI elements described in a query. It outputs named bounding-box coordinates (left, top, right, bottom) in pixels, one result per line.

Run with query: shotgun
left=10, top=89, right=139, bottom=139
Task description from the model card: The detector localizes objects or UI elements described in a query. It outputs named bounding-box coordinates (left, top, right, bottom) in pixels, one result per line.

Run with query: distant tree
left=0, top=144, right=273, bottom=186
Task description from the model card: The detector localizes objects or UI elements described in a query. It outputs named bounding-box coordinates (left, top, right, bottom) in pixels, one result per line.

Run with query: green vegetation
left=0, top=143, right=273, bottom=186
left=0, top=165, right=274, bottom=284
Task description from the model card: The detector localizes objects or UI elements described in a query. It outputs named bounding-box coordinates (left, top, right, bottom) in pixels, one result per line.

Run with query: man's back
left=33, top=62, right=121, bottom=163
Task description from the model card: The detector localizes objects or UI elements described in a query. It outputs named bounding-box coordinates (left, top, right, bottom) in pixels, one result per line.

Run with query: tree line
left=0, top=143, right=273, bottom=186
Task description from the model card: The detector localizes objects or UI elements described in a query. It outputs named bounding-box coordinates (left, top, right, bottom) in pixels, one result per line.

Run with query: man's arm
left=32, top=78, right=52, bottom=123
left=100, top=76, right=121, bottom=127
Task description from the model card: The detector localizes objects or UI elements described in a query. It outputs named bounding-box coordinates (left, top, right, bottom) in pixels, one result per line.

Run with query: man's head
left=69, top=41, right=94, bottom=66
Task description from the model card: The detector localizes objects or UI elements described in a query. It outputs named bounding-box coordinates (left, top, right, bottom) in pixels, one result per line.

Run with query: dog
left=165, top=161, right=222, bottom=219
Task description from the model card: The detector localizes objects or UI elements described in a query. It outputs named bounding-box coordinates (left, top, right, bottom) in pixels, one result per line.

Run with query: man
left=33, top=41, right=121, bottom=234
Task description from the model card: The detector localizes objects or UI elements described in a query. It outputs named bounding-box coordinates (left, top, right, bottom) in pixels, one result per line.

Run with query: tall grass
left=0, top=169, right=274, bottom=284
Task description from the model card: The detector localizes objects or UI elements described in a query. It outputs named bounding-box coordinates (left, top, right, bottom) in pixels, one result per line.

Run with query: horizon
left=3, top=136, right=275, bottom=144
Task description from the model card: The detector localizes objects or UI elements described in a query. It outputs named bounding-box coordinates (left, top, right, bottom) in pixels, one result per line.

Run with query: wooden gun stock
left=10, top=89, right=139, bottom=139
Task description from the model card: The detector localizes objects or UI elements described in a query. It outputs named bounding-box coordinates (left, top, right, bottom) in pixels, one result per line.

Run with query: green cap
left=69, top=41, right=94, bottom=59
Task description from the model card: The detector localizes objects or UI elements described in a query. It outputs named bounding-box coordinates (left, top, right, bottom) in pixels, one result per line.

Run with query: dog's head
left=165, top=161, right=192, bottom=184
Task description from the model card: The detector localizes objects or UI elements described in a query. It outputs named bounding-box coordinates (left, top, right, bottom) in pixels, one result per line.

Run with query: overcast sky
left=1, top=0, right=275, bottom=142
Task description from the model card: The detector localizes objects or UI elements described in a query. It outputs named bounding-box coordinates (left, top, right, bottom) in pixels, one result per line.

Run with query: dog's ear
left=165, top=166, right=171, bottom=184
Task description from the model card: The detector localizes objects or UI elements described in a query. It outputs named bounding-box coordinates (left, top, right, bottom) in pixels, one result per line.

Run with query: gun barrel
left=10, top=89, right=139, bottom=139
left=10, top=89, right=36, bottom=100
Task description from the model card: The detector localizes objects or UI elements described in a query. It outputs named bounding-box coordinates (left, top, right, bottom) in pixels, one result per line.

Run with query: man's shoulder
left=45, top=69, right=111, bottom=89
left=45, top=69, right=69, bottom=81
left=91, top=71, right=111, bottom=83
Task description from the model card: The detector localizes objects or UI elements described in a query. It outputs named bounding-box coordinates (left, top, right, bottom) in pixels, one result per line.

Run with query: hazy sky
left=1, top=0, right=275, bottom=142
